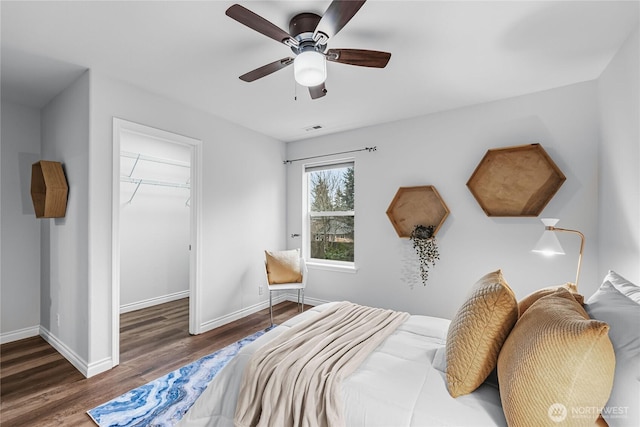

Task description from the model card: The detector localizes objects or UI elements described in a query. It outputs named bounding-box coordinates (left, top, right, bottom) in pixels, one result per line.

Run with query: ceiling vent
left=305, top=125, right=323, bottom=132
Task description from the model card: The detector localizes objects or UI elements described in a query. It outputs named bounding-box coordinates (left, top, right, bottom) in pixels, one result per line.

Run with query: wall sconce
left=532, top=218, right=585, bottom=287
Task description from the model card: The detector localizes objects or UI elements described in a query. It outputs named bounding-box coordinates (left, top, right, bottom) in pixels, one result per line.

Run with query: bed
left=178, top=270, right=639, bottom=427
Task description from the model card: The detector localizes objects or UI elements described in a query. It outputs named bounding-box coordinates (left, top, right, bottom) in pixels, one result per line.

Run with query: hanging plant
left=409, top=225, right=440, bottom=285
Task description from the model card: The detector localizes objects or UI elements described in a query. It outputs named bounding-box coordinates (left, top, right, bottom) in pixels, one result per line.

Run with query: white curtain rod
left=283, top=146, right=377, bottom=165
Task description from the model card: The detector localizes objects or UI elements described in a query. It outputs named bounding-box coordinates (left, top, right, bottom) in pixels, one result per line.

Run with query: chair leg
left=269, top=290, right=273, bottom=326
left=301, top=289, right=305, bottom=312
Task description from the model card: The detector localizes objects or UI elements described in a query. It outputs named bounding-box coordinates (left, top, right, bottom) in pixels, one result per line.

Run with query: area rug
left=88, top=326, right=273, bottom=427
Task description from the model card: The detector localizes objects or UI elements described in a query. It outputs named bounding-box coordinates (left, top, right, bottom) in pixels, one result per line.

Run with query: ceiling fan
left=226, top=0, right=391, bottom=99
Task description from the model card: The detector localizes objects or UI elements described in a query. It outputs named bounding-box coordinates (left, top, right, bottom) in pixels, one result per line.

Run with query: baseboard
left=0, top=325, right=40, bottom=344
left=2, top=325, right=112, bottom=378
left=198, top=293, right=329, bottom=334
left=39, top=326, right=91, bottom=377
left=120, top=290, right=190, bottom=314
left=283, top=292, right=330, bottom=307
left=198, top=296, right=279, bottom=334
left=86, top=356, right=114, bottom=378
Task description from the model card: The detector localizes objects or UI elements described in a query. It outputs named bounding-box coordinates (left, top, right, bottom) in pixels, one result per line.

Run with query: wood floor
left=0, top=299, right=307, bottom=426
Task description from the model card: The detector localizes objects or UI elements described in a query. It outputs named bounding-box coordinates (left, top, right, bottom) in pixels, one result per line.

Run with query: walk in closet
left=119, top=131, right=191, bottom=313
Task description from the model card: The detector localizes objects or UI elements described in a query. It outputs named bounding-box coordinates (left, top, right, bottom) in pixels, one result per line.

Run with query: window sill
left=306, top=261, right=359, bottom=274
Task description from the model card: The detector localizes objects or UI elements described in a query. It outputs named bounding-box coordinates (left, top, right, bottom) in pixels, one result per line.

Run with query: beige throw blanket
left=234, top=302, right=410, bottom=427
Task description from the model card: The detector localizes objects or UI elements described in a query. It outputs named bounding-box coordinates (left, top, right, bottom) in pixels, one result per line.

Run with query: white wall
left=0, top=101, right=41, bottom=343
left=40, top=71, right=91, bottom=365
left=597, top=26, right=640, bottom=285
left=88, top=73, right=287, bottom=371
left=287, top=82, right=600, bottom=320
left=119, top=132, right=190, bottom=309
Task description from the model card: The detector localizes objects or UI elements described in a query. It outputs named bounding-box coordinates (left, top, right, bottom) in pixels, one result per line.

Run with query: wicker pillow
left=518, top=282, right=584, bottom=317
left=498, top=288, right=615, bottom=426
left=445, top=269, right=518, bottom=397
left=265, top=249, right=302, bottom=284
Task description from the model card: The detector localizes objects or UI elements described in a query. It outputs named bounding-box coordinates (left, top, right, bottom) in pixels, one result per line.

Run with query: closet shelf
left=120, top=150, right=191, bottom=204
left=122, top=150, right=190, bottom=180
left=121, top=150, right=190, bottom=168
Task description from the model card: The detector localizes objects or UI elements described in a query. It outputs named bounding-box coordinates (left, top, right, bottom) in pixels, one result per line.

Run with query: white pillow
left=585, top=270, right=640, bottom=427
left=607, top=270, right=640, bottom=304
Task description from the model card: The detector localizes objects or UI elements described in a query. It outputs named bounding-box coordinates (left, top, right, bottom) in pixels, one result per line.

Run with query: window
left=305, top=161, right=355, bottom=265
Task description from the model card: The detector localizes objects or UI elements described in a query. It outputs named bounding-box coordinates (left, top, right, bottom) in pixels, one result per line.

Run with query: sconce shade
left=532, top=230, right=565, bottom=256
left=294, top=51, right=326, bottom=87
left=532, top=218, right=565, bottom=256
left=532, top=218, right=585, bottom=287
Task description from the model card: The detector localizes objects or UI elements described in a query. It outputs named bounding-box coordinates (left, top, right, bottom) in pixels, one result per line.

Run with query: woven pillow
left=445, top=269, right=518, bottom=397
left=518, top=282, right=584, bottom=317
left=498, top=288, right=615, bottom=426
left=265, top=249, right=302, bottom=284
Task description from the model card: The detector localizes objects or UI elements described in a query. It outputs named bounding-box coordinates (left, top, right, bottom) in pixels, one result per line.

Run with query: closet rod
left=121, top=176, right=191, bottom=189
left=121, top=176, right=190, bottom=204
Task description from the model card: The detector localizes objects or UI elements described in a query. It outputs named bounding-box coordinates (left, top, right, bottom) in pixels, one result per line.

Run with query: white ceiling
left=1, top=1, right=638, bottom=142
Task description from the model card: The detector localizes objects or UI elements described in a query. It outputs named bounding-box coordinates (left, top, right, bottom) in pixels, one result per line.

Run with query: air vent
left=304, top=125, right=323, bottom=132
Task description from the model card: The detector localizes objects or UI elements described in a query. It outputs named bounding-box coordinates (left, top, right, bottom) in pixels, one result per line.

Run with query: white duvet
left=178, top=302, right=506, bottom=427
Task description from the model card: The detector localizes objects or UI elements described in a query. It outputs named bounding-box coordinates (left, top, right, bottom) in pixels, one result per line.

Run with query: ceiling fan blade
left=309, top=83, right=327, bottom=99
left=314, top=0, right=366, bottom=40
left=326, top=49, right=391, bottom=68
left=226, top=4, right=294, bottom=45
left=239, top=58, right=294, bottom=82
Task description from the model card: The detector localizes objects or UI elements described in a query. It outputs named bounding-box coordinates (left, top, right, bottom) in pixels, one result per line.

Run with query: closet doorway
left=111, top=118, right=202, bottom=367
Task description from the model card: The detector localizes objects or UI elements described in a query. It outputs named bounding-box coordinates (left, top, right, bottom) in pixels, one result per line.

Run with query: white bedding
left=178, top=302, right=507, bottom=427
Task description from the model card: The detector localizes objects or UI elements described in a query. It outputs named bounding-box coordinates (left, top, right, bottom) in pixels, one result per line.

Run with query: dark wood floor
left=0, top=299, right=307, bottom=426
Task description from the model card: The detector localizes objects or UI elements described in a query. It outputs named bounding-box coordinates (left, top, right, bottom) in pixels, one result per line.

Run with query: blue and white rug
left=88, top=326, right=273, bottom=427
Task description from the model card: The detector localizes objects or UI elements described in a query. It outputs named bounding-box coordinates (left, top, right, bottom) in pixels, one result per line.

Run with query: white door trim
left=111, top=118, right=203, bottom=367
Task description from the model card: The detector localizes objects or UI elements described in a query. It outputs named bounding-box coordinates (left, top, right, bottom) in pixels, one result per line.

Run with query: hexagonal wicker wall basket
left=30, top=160, right=68, bottom=218
left=466, top=143, right=565, bottom=217
left=386, top=186, right=450, bottom=238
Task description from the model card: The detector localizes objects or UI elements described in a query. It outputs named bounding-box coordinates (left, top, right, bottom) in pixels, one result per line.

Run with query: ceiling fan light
left=294, top=51, right=326, bottom=87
